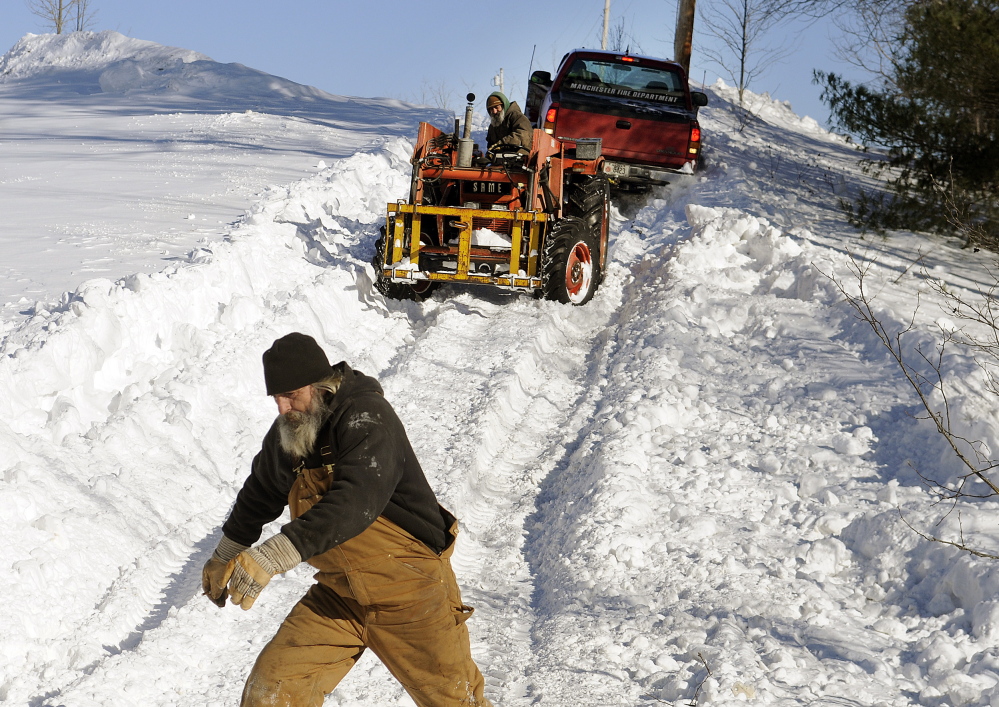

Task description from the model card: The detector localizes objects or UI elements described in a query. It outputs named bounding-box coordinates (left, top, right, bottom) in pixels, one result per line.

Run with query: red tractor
left=374, top=93, right=610, bottom=305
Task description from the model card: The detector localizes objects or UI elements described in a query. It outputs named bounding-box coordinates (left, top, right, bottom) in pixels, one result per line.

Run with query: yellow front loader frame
left=383, top=203, right=549, bottom=291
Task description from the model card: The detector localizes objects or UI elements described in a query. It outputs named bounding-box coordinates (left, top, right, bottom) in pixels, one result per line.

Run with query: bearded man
left=485, top=90, right=533, bottom=155
left=202, top=332, right=493, bottom=707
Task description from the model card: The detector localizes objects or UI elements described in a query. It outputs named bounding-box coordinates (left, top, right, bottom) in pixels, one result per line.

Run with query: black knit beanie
left=262, top=333, right=333, bottom=395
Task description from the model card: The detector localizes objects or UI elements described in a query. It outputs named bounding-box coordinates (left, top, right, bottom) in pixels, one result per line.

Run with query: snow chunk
left=831, top=427, right=874, bottom=456
left=680, top=515, right=718, bottom=541
left=470, top=229, right=511, bottom=247
left=797, top=472, right=827, bottom=498
left=678, top=204, right=812, bottom=304
left=683, top=449, right=709, bottom=468
left=801, top=537, right=851, bottom=575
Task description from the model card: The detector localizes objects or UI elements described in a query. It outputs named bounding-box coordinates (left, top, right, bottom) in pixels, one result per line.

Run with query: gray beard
left=489, top=108, right=505, bottom=127
left=276, top=391, right=330, bottom=460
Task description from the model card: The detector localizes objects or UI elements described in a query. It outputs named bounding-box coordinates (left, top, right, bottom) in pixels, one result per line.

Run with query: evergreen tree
left=816, top=0, right=999, bottom=246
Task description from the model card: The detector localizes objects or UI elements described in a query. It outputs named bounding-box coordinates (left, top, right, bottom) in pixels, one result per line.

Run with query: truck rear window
left=561, top=58, right=685, bottom=105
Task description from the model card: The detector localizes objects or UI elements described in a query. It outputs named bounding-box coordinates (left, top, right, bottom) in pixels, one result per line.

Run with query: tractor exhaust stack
left=457, top=92, right=475, bottom=167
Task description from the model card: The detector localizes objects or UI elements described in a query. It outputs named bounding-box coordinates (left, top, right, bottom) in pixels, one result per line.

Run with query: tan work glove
left=202, top=535, right=248, bottom=608
left=226, top=534, right=301, bottom=611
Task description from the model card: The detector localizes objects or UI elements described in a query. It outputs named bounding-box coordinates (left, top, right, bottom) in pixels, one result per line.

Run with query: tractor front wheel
left=541, top=217, right=599, bottom=305
left=372, top=234, right=439, bottom=302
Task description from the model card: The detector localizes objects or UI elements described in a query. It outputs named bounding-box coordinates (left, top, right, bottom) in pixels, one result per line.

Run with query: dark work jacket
left=486, top=101, right=534, bottom=152
left=221, top=362, right=450, bottom=558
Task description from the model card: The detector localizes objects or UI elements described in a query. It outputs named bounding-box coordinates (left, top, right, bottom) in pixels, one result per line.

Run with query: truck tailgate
left=556, top=102, right=691, bottom=169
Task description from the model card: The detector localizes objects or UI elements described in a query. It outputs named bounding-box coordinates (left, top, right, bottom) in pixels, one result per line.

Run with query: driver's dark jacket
left=221, top=362, right=450, bottom=558
left=486, top=101, right=534, bottom=152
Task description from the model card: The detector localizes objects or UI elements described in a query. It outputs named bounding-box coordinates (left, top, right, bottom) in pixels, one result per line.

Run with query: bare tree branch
left=605, top=16, right=643, bottom=54
left=26, top=0, right=78, bottom=34
left=412, top=78, right=456, bottom=117
left=829, top=0, right=910, bottom=85
left=687, top=653, right=712, bottom=706
left=73, top=0, right=97, bottom=32
left=697, top=0, right=795, bottom=106
left=822, top=251, right=999, bottom=558
left=761, top=0, right=850, bottom=18
left=897, top=505, right=999, bottom=559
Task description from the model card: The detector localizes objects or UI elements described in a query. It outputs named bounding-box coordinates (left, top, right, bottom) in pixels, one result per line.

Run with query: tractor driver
left=485, top=91, right=533, bottom=156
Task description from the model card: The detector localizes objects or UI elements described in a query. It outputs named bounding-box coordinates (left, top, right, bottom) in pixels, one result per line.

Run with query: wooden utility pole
left=602, top=0, right=611, bottom=50
left=492, top=68, right=505, bottom=95
left=674, top=0, right=696, bottom=77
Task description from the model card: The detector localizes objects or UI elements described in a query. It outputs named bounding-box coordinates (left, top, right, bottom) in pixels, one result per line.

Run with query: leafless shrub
left=688, top=653, right=712, bottom=706
left=764, top=143, right=783, bottom=179
left=828, top=252, right=999, bottom=558
left=930, top=164, right=998, bottom=251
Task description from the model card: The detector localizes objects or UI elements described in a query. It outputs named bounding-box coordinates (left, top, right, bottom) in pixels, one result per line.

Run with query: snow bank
left=95, top=52, right=354, bottom=103
left=709, top=78, right=829, bottom=136
left=0, top=140, right=417, bottom=701
left=525, top=202, right=885, bottom=703
left=0, top=31, right=453, bottom=324
left=523, top=193, right=999, bottom=704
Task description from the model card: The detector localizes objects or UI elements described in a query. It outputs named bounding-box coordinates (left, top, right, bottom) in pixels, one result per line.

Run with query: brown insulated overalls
left=240, top=459, right=493, bottom=707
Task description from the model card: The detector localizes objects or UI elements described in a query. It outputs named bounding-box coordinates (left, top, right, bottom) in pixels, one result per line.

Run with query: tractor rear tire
left=372, top=235, right=439, bottom=302
left=566, top=175, right=610, bottom=230
left=541, top=217, right=599, bottom=305
left=566, top=175, right=610, bottom=284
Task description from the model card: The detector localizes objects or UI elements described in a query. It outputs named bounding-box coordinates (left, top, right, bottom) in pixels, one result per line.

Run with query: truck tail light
left=688, top=123, right=702, bottom=156
left=544, top=103, right=559, bottom=135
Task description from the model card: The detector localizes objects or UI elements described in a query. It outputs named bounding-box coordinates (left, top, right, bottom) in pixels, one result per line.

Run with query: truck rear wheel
left=372, top=234, right=439, bottom=302
left=541, top=217, right=599, bottom=305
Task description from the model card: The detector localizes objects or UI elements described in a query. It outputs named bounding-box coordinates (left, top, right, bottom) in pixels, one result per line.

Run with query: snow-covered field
left=3, top=31, right=999, bottom=707
left=0, top=31, right=445, bottom=323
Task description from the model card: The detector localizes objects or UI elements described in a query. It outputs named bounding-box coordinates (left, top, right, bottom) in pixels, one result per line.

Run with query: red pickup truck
left=525, top=49, right=708, bottom=191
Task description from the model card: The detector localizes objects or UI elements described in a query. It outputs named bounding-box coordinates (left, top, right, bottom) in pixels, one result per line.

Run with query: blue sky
left=1, top=0, right=865, bottom=125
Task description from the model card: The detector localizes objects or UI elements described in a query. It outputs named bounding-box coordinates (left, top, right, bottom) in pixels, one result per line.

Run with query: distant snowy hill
left=0, top=32, right=449, bottom=325
left=0, top=31, right=209, bottom=79
left=0, top=31, right=433, bottom=118
left=3, top=31, right=999, bottom=707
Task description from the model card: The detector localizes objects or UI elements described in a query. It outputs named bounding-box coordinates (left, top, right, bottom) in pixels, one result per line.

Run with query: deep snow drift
left=4, top=33, right=999, bottom=707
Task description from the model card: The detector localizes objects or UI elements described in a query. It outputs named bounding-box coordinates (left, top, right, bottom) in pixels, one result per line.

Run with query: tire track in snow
left=365, top=200, right=643, bottom=704
left=375, top=294, right=608, bottom=703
